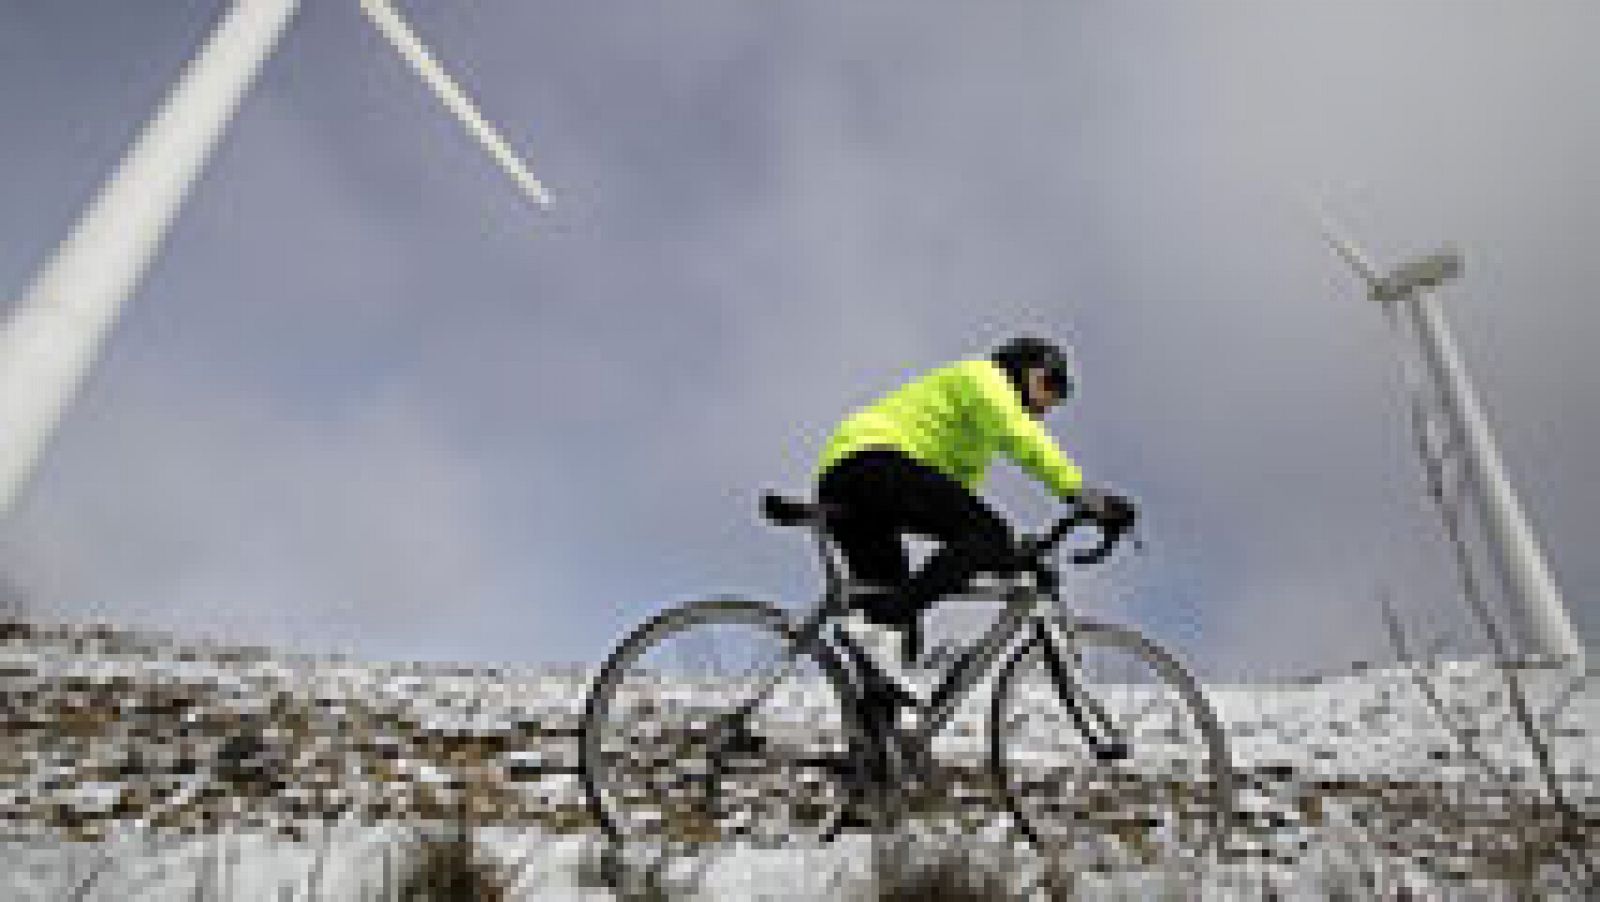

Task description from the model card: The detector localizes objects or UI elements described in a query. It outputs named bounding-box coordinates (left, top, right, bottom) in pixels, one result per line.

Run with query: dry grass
left=869, top=830, right=1024, bottom=901
left=568, top=840, right=691, bottom=900
left=395, top=829, right=507, bottom=901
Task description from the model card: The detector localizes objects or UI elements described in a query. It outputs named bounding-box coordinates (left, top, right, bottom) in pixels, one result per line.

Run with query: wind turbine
left=1312, top=203, right=1584, bottom=663
left=0, top=0, right=548, bottom=514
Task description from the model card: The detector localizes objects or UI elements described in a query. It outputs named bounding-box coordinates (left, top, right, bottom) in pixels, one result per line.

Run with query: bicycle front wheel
left=989, top=619, right=1234, bottom=872
left=580, top=597, right=861, bottom=849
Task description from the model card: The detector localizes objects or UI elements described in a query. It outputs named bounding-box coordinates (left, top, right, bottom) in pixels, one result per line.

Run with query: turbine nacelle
left=1369, top=247, right=1463, bottom=303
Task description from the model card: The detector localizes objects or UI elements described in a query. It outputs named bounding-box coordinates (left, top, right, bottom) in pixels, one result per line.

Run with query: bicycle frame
left=764, top=519, right=1121, bottom=755
left=705, top=508, right=1133, bottom=790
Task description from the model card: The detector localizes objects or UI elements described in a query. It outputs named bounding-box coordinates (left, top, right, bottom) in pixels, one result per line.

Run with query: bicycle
left=579, top=491, right=1235, bottom=872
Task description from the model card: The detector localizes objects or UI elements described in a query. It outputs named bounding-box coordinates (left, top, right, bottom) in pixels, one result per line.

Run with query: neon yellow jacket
left=817, top=358, right=1085, bottom=499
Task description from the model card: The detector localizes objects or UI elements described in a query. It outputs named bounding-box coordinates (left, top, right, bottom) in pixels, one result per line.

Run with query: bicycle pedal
left=864, top=680, right=921, bottom=715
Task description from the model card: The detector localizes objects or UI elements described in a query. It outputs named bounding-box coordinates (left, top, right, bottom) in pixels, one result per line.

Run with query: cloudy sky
left=1, top=1, right=1596, bottom=676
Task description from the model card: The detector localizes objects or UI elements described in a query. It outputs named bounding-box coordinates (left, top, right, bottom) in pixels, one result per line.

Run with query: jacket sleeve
left=964, top=360, right=1085, bottom=500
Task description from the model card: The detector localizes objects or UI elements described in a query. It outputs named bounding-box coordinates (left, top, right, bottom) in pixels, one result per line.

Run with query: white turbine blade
left=0, top=0, right=300, bottom=515
left=358, top=0, right=551, bottom=207
left=1300, top=193, right=1384, bottom=292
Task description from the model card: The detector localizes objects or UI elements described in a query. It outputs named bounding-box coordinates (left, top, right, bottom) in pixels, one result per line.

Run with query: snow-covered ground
left=2, top=619, right=1594, bottom=898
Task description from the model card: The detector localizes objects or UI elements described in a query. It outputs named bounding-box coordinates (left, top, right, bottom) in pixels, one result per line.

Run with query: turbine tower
left=1315, top=208, right=1584, bottom=662
left=0, top=0, right=547, bottom=515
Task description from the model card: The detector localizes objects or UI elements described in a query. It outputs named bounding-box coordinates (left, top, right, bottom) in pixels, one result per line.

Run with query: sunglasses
left=1045, top=369, right=1074, bottom=399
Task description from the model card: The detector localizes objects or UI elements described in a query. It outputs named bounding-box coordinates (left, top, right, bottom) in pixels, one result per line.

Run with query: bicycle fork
left=1035, top=619, right=1130, bottom=763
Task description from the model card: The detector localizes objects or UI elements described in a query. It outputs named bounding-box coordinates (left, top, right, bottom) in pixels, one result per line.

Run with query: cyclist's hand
left=1075, top=487, right=1137, bottom=535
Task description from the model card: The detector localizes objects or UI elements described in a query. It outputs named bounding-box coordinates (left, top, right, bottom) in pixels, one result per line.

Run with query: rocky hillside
left=2, top=615, right=1595, bottom=892
left=2, top=618, right=590, bottom=840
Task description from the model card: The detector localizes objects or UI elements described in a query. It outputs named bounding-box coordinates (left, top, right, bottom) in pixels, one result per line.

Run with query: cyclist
left=816, top=336, right=1134, bottom=717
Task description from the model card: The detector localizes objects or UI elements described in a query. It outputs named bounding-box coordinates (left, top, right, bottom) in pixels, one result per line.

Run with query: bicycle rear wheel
left=989, top=619, right=1234, bottom=872
left=580, top=597, right=862, bottom=849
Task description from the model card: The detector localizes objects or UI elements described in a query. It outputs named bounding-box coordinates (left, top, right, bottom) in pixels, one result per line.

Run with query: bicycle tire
left=988, top=619, right=1235, bottom=870
left=579, top=597, right=864, bottom=848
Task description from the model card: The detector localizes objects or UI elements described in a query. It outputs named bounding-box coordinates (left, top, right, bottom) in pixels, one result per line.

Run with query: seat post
left=811, top=525, right=853, bottom=596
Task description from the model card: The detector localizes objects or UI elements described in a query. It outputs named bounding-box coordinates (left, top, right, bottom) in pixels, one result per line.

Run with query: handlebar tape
left=1036, top=506, right=1131, bottom=566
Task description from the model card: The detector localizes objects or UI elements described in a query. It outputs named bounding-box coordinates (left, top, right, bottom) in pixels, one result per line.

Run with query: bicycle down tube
left=916, top=585, right=1039, bottom=743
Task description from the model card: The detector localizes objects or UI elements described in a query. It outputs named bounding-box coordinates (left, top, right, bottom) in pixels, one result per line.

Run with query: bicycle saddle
left=760, top=492, right=839, bottom=528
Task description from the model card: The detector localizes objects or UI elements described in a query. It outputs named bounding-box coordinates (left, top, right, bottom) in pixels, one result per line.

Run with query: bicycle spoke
left=582, top=599, right=859, bottom=850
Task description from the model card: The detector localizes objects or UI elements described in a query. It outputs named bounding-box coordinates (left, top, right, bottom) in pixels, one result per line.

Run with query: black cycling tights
left=816, top=448, right=1018, bottom=629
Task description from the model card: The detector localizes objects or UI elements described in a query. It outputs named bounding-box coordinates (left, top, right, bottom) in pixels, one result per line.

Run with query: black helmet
left=991, top=336, right=1076, bottom=398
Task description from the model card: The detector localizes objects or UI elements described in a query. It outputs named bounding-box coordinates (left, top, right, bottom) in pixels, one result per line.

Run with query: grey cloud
left=1, top=1, right=1594, bottom=674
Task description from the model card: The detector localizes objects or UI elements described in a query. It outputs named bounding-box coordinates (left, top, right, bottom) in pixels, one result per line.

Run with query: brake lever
left=1068, top=514, right=1146, bottom=566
